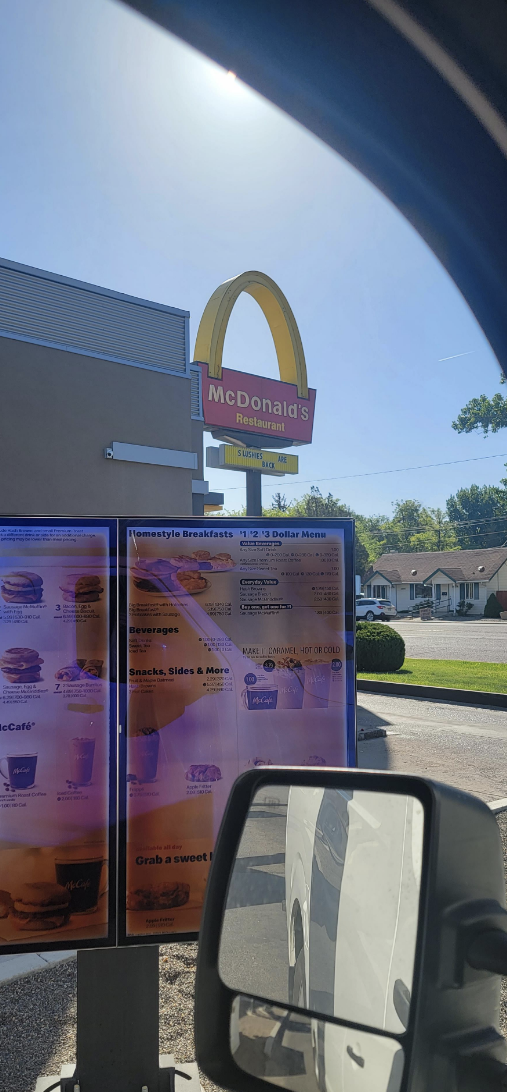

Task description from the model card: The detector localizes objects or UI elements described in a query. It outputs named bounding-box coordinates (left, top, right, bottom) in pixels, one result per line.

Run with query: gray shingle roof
left=364, top=546, right=507, bottom=585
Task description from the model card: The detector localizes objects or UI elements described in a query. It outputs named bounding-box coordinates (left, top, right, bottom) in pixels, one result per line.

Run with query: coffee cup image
left=130, top=731, right=160, bottom=783
left=0, top=753, right=37, bottom=789
left=69, top=738, right=95, bottom=785
left=275, top=668, right=305, bottom=709
left=302, top=663, right=331, bottom=709
left=243, top=685, right=278, bottom=711
left=54, top=845, right=106, bottom=914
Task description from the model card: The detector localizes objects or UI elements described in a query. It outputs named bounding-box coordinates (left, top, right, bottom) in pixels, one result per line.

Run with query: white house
left=363, top=546, right=507, bottom=615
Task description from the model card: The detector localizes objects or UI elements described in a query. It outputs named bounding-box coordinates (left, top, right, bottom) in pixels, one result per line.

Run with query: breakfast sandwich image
left=59, top=574, right=104, bottom=603
left=9, top=882, right=70, bottom=932
left=0, top=647, right=44, bottom=683
left=1, top=571, right=43, bottom=604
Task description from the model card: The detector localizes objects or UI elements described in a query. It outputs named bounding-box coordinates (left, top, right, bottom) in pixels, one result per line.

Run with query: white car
left=378, top=599, right=397, bottom=619
left=285, top=786, right=423, bottom=1092
left=356, top=597, right=382, bottom=621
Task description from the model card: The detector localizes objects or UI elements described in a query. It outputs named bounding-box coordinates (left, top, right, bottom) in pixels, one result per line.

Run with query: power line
left=221, top=450, right=507, bottom=491
left=376, top=527, right=507, bottom=544
left=360, top=517, right=507, bottom=537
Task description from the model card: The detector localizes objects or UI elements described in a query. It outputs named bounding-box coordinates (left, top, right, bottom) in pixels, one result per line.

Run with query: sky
left=1, top=0, right=506, bottom=517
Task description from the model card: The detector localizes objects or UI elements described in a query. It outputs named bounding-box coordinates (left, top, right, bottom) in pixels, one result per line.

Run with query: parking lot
left=388, top=619, right=507, bottom=663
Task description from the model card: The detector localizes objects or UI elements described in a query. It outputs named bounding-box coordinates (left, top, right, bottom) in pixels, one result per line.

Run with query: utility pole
left=246, top=469, right=262, bottom=516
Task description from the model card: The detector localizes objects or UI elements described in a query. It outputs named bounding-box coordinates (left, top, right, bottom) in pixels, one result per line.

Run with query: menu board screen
left=119, top=518, right=355, bottom=944
left=0, top=519, right=116, bottom=953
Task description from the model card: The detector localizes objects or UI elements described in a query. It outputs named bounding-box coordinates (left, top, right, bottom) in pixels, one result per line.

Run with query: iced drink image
left=55, top=845, right=105, bottom=913
left=0, top=753, right=37, bottom=789
left=70, top=738, right=95, bottom=785
left=275, top=668, right=305, bottom=710
left=131, top=731, right=160, bottom=782
left=302, top=664, right=331, bottom=709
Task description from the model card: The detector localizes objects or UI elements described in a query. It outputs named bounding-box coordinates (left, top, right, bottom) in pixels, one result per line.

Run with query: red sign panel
left=197, top=363, right=315, bottom=444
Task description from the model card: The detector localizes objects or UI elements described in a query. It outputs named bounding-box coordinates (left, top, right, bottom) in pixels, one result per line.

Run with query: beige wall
left=491, top=562, right=507, bottom=591
left=0, top=336, right=202, bottom=516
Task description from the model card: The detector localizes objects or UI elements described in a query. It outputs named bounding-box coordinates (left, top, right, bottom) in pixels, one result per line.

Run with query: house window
left=415, top=584, right=432, bottom=598
left=409, top=584, right=414, bottom=600
left=459, top=583, right=480, bottom=600
left=434, top=584, right=441, bottom=601
left=366, top=585, right=371, bottom=596
left=373, top=585, right=388, bottom=599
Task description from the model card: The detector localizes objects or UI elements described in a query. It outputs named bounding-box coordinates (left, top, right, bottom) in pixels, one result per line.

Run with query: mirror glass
left=230, top=994, right=404, bottom=1092
left=219, top=785, right=424, bottom=1035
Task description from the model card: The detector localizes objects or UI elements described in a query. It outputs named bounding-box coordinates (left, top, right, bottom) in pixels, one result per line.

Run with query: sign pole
left=246, top=469, right=262, bottom=516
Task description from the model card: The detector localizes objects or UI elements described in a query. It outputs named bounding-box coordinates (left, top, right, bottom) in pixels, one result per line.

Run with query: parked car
left=356, top=598, right=397, bottom=621
left=356, top=597, right=383, bottom=621
left=378, top=599, right=397, bottom=619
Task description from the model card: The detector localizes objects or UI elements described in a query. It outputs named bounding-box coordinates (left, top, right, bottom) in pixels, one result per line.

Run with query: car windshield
left=1, top=1, right=507, bottom=1087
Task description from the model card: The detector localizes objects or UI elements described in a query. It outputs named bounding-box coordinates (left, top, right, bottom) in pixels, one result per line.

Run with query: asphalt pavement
left=388, top=619, right=507, bottom=662
left=219, top=785, right=290, bottom=1006
left=357, top=691, right=507, bottom=800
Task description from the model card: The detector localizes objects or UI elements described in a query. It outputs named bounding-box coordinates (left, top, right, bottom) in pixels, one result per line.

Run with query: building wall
left=490, top=562, right=507, bottom=592
left=0, top=336, right=200, bottom=516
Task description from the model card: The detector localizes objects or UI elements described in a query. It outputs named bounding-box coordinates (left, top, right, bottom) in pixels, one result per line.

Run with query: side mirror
left=195, top=769, right=507, bottom=1092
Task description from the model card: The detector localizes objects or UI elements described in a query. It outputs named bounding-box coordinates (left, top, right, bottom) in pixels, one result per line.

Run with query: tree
left=266, top=486, right=371, bottom=576
left=359, top=500, right=457, bottom=555
left=271, top=492, right=289, bottom=512
left=446, top=484, right=507, bottom=548
left=287, top=486, right=355, bottom=519
left=452, top=376, right=507, bottom=436
left=484, top=593, right=502, bottom=618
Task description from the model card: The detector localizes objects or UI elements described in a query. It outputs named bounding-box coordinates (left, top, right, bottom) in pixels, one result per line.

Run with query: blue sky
left=1, top=0, right=506, bottom=516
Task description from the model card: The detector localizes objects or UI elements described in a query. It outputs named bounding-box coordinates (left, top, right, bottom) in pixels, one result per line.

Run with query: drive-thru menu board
left=120, top=518, right=354, bottom=943
left=0, top=519, right=116, bottom=953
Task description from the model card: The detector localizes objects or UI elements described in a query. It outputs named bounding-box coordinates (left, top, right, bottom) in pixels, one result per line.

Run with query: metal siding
left=0, top=265, right=187, bottom=373
left=190, top=366, right=203, bottom=419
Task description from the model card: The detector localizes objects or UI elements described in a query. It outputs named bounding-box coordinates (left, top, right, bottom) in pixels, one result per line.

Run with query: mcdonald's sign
left=193, top=271, right=315, bottom=445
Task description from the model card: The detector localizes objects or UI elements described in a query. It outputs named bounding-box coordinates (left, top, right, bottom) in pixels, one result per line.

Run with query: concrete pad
left=0, top=949, right=76, bottom=985
left=489, top=798, right=507, bottom=814
left=161, top=1055, right=202, bottom=1092
left=35, top=1065, right=74, bottom=1091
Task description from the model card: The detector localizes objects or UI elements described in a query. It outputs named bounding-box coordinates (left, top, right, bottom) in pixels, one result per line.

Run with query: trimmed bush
left=356, top=621, right=405, bottom=672
left=484, top=593, right=502, bottom=619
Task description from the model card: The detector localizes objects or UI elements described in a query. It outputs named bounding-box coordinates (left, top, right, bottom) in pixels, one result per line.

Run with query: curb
left=357, top=727, right=387, bottom=741
left=488, top=798, right=507, bottom=816
left=357, top=678, right=507, bottom=709
left=0, top=949, right=76, bottom=986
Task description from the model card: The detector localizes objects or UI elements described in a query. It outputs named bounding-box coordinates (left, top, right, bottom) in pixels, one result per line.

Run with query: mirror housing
left=195, top=768, right=507, bottom=1092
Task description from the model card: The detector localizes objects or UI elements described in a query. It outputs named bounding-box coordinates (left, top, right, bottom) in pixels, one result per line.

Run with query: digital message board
left=0, top=519, right=116, bottom=954
left=119, top=517, right=355, bottom=944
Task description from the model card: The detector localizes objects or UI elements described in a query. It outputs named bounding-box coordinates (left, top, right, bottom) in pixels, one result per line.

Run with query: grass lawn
left=358, top=658, right=507, bottom=693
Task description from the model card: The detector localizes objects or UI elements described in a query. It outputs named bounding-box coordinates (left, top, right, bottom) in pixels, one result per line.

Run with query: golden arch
left=193, top=270, right=308, bottom=399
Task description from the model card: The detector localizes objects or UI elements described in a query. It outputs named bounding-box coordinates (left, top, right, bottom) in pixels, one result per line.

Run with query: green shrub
left=356, top=621, right=405, bottom=672
left=484, top=593, right=502, bottom=618
left=456, top=599, right=473, bottom=616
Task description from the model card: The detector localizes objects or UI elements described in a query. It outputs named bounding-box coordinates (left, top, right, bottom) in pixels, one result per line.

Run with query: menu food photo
left=0, top=519, right=115, bottom=953
left=120, top=518, right=354, bottom=943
